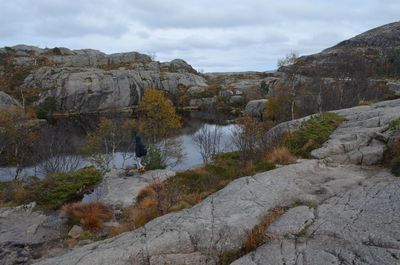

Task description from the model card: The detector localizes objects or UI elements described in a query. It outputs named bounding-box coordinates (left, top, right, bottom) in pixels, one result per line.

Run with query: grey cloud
left=0, top=0, right=399, bottom=71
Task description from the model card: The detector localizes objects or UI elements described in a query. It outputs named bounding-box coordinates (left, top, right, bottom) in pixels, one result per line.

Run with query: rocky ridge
left=33, top=99, right=400, bottom=265
left=0, top=45, right=208, bottom=113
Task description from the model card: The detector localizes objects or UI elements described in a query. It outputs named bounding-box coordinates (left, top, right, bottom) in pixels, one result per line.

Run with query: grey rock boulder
left=244, top=99, right=268, bottom=117
left=68, top=225, right=83, bottom=239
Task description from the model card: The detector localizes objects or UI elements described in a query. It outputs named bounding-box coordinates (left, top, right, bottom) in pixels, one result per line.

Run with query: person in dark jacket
left=135, top=135, right=146, bottom=170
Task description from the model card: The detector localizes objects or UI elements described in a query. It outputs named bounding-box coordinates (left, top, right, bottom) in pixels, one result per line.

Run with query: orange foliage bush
left=62, top=202, right=113, bottom=231
left=265, top=147, right=295, bottom=165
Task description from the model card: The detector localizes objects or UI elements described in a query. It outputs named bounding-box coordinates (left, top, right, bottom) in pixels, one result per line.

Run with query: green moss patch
left=284, top=112, right=344, bottom=158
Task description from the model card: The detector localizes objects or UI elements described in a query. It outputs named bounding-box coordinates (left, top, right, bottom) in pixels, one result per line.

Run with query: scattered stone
left=68, top=225, right=83, bottom=239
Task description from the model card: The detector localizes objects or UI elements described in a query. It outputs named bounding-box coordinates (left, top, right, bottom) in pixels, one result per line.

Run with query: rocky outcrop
left=0, top=45, right=208, bottom=113
left=244, top=99, right=268, bottom=117
left=268, top=22, right=400, bottom=115
left=87, top=169, right=175, bottom=208
left=0, top=91, right=21, bottom=110
left=312, top=99, right=400, bottom=165
left=232, top=173, right=400, bottom=265
left=0, top=202, right=67, bottom=265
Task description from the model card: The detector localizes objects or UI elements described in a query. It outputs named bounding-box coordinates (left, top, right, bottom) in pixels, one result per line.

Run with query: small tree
left=137, top=88, right=183, bottom=167
left=137, top=88, right=182, bottom=144
left=0, top=108, right=38, bottom=179
left=193, top=125, right=222, bottom=164
left=231, top=115, right=267, bottom=164
left=278, top=52, right=300, bottom=120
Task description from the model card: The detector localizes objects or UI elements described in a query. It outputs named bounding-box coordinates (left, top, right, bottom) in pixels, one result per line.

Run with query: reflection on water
left=0, top=114, right=237, bottom=182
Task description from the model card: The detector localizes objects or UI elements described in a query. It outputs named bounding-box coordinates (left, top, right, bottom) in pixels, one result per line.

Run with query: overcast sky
left=1, top=0, right=399, bottom=72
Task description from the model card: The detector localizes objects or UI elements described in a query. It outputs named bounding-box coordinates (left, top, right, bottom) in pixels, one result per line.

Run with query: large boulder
left=244, top=99, right=268, bottom=117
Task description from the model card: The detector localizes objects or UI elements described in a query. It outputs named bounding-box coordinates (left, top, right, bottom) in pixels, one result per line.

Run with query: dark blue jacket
left=135, top=135, right=147, bottom=157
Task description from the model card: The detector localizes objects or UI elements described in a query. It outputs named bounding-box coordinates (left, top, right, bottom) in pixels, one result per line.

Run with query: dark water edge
left=0, top=111, right=237, bottom=182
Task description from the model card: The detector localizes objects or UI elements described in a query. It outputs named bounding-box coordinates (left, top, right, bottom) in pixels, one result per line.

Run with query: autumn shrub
left=13, top=185, right=29, bottom=203
left=62, top=201, right=113, bottom=231
left=284, top=113, right=343, bottom=158
left=265, top=147, right=295, bottom=165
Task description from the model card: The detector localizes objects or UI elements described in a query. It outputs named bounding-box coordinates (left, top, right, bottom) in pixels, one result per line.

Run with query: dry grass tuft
left=220, top=207, right=288, bottom=264
left=62, top=202, right=113, bottom=231
left=244, top=207, right=287, bottom=252
left=265, top=147, right=295, bottom=165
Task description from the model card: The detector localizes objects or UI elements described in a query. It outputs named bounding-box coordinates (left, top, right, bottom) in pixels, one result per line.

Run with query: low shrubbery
left=283, top=113, right=344, bottom=158
left=265, top=146, right=295, bottom=165
left=62, top=202, right=113, bottom=231
left=0, top=167, right=101, bottom=209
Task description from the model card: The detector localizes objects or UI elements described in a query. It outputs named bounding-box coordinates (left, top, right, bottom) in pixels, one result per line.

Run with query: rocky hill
left=30, top=98, right=400, bottom=265
left=0, top=45, right=208, bottom=113
left=264, top=22, right=400, bottom=116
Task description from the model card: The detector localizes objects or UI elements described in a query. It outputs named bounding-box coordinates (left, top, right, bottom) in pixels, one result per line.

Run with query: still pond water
left=0, top=112, right=237, bottom=182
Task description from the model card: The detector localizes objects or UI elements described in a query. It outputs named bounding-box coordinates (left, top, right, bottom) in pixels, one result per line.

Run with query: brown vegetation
left=62, top=202, right=113, bottom=231
left=265, top=147, right=295, bottom=165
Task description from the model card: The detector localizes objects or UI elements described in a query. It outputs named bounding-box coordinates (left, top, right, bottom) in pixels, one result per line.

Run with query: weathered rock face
left=0, top=202, right=67, bottom=265
left=0, top=45, right=207, bottom=113
left=232, top=173, right=400, bottom=265
left=0, top=91, right=21, bottom=110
